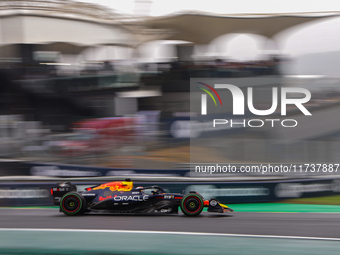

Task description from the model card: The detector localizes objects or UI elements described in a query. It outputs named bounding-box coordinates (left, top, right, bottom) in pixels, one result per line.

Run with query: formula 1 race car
left=51, top=179, right=233, bottom=216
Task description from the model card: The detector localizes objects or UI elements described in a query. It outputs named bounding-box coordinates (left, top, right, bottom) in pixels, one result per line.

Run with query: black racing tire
left=60, top=192, right=85, bottom=216
left=180, top=193, right=204, bottom=216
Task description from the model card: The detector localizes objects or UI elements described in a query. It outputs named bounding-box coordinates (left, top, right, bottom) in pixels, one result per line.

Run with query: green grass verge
left=278, top=195, right=340, bottom=205
left=1, top=204, right=340, bottom=213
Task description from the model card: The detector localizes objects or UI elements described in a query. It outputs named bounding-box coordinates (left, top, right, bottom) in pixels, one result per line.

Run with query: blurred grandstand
left=0, top=1, right=339, bottom=169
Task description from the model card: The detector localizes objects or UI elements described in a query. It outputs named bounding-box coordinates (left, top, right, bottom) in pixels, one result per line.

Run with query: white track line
left=0, top=228, right=339, bottom=241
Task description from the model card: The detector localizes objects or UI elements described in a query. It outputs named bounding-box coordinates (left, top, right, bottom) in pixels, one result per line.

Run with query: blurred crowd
left=142, top=56, right=282, bottom=82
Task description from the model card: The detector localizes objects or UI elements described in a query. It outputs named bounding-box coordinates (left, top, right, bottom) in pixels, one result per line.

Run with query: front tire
left=180, top=193, right=204, bottom=216
left=60, top=192, right=85, bottom=216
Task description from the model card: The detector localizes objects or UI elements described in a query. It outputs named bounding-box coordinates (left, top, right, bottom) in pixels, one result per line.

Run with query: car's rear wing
left=51, top=182, right=77, bottom=205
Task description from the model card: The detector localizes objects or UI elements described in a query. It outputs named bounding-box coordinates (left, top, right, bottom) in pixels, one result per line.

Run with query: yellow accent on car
left=92, top=181, right=133, bottom=192
left=218, top=203, right=229, bottom=209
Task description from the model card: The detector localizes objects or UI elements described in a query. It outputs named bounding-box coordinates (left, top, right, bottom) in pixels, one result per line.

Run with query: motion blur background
left=0, top=1, right=340, bottom=255
left=1, top=0, right=340, bottom=169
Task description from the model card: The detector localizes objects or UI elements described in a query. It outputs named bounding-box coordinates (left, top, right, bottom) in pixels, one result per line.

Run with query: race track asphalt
left=0, top=208, right=339, bottom=238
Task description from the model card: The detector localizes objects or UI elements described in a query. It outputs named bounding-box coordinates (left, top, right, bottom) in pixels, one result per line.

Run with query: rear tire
left=60, top=192, right=85, bottom=216
left=180, top=193, right=204, bottom=216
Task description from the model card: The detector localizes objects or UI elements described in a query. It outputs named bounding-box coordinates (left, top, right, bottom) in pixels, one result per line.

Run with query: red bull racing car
left=51, top=179, right=233, bottom=216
